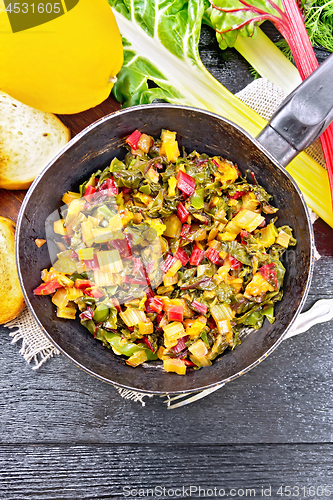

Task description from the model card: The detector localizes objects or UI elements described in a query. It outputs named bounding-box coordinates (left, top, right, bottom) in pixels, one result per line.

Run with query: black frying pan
left=16, top=55, right=333, bottom=395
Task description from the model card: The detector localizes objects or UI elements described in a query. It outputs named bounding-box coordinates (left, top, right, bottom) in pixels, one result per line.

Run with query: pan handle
left=256, top=53, right=333, bottom=167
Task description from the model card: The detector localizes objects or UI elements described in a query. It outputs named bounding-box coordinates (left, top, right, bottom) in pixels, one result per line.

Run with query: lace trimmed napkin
left=4, top=78, right=323, bottom=405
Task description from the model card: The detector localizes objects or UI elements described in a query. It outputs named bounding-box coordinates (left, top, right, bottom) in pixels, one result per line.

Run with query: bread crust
left=0, top=217, right=25, bottom=324
left=0, top=91, right=70, bottom=190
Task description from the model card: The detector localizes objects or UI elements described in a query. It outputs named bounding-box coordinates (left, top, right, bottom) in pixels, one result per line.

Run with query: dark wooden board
left=56, top=95, right=121, bottom=137
left=0, top=189, right=25, bottom=223
left=1, top=309, right=333, bottom=445
left=1, top=444, right=333, bottom=500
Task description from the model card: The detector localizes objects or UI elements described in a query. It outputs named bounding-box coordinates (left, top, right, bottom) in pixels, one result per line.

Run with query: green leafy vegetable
left=219, top=241, right=252, bottom=266
left=109, top=0, right=266, bottom=130
left=277, top=0, right=333, bottom=61
left=206, top=0, right=333, bottom=216
left=108, top=0, right=333, bottom=228
left=216, top=282, right=234, bottom=302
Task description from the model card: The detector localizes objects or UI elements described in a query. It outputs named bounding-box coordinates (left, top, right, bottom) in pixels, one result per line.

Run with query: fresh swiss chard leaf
left=113, top=45, right=185, bottom=107
left=107, top=0, right=332, bottom=231
left=206, top=0, right=284, bottom=49
left=109, top=0, right=206, bottom=108
left=108, top=0, right=262, bottom=130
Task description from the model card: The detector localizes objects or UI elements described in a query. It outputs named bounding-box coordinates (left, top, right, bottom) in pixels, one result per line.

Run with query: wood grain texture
left=0, top=189, right=26, bottom=224
left=1, top=444, right=333, bottom=500
left=1, top=315, right=333, bottom=445
left=309, top=219, right=333, bottom=294
left=57, top=94, right=121, bottom=137
left=199, top=25, right=254, bottom=94
left=0, top=129, right=332, bottom=447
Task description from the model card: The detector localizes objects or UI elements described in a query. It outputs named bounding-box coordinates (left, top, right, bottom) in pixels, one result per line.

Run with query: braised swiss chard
left=35, top=130, right=296, bottom=375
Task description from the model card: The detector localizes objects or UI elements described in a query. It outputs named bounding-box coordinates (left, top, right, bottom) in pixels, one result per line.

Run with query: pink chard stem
left=276, top=0, right=333, bottom=212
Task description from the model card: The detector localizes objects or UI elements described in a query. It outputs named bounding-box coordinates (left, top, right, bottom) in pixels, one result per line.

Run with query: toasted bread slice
left=0, top=91, right=70, bottom=190
left=0, top=217, right=25, bottom=324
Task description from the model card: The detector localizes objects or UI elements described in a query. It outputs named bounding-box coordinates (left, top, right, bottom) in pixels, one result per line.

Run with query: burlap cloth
left=4, top=78, right=323, bottom=405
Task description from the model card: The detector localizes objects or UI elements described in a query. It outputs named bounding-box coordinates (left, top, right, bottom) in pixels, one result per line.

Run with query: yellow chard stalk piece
left=110, top=2, right=333, bottom=227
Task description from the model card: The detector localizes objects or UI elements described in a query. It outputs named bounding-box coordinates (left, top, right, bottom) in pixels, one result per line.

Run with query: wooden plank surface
left=1, top=444, right=333, bottom=500
left=1, top=307, right=333, bottom=445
